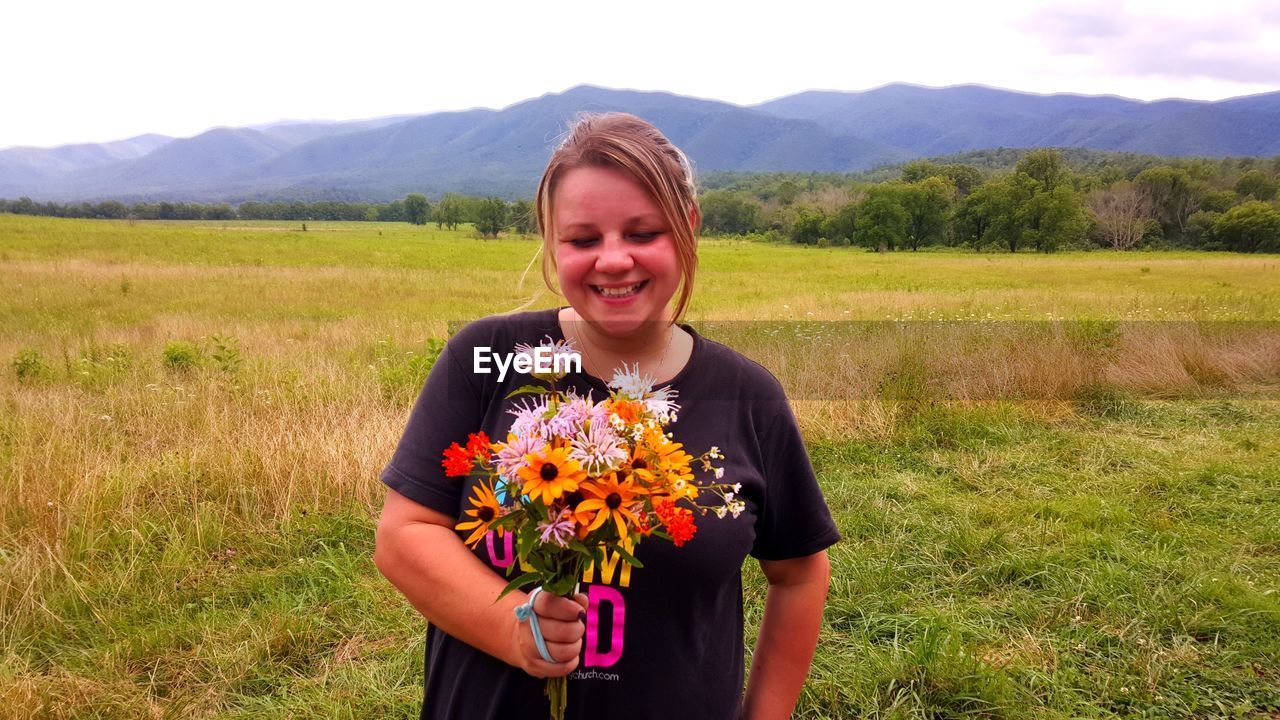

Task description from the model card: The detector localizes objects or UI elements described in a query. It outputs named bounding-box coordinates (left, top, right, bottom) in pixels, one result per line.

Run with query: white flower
left=608, top=363, right=656, bottom=399
left=568, top=421, right=627, bottom=475
left=643, top=386, right=681, bottom=423
left=732, top=483, right=741, bottom=493
left=715, top=506, right=727, bottom=518
left=714, top=467, right=725, bottom=480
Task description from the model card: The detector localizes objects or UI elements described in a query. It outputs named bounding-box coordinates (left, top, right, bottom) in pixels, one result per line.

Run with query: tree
left=1016, top=149, right=1067, bottom=192
left=510, top=199, right=536, bottom=235
left=434, top=193, right=464, bottom=230
left=404, top=194, right=430, bottom=225
left=1135, top=166, right=1199, bottom=238
left=821, top=202, right=858, bottom=245
left=474, top=197, right=508, bottom=238
left=902, top=160, right=982, bottom=196
left=1184, top=211, right=1221, bottom=249
left=1200, top=190, right=1239, bottom=214
left=1023, top=185, right=1087, bottom=252
left=95, top=200, right=127, bottom=219
left=789, top=205, right=826, bottom=245
left=854, top=188, right=909, bottom=251
left=1087, top=181, right=1153, bottom=249
left=1214, top=201, right=1280, bottom=252
left=1235, top=170, right=1278, bottom=201
left=701, top=190, right=762, bottom=235
left=955, top=175, right=1033, bottom=252
left=900, top=177, right=954, bottom=250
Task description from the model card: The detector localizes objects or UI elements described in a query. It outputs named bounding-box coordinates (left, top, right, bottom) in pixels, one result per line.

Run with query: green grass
left=2, top=215, right=1278, bottom=718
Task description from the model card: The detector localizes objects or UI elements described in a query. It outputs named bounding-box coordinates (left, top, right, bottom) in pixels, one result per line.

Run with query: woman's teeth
left=593, top=281, right=646, bottom=298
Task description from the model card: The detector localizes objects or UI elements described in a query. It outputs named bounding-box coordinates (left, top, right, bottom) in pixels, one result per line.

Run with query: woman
left=374, top=113, right=841, bottom=719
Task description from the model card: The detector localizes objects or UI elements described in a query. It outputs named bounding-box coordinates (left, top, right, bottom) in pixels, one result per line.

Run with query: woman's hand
left=509, top=590, right=590, bottom=678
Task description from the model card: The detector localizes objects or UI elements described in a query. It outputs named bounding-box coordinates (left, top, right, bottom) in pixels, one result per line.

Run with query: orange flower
left=456, top=479, right=503, bottom=547
left=611, top=399, right=644, bottom=426
left=465, top=431, right=491, bottom=458
left=517, top=443, right=587, bottom=505
left=575, top=472, right=646, bottom=539
left=654, top=497, right=697, bottom=547
left=441, top=442, right=472, bottom=477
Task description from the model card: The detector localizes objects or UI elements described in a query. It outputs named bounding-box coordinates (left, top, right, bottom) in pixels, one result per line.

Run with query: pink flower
left=537, top=510, right=576, bottom=548
left=495, top=432, right=543, bottom=478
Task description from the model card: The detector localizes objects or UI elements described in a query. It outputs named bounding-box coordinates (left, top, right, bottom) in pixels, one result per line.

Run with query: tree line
left=0, top=193, right=537, bottom=237
left=3, top=148, right=1279, bottom=251
left=699, top=150, right=1280, bottom=252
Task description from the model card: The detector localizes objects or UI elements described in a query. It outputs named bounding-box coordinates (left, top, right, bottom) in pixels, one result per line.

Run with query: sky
left=3, top=0, right=1278, bottom=149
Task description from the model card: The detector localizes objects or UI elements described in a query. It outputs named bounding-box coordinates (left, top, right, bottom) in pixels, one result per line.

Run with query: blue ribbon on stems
left=514, top=586, right=555, bottom=663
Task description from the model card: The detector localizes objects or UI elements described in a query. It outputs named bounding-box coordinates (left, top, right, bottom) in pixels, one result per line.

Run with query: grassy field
left=1, top=214, right=1278, bottom=718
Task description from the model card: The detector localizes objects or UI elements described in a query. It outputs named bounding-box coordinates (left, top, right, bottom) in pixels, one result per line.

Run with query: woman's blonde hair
left=534, top=112, right=701, bottom=323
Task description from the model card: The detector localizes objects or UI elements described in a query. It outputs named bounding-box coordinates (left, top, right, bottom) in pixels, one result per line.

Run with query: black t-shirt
left=380, top=307, right=842, bottom=720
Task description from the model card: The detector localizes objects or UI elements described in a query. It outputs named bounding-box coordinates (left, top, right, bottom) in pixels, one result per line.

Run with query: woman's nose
left=594, top=235, right=634, bottom=273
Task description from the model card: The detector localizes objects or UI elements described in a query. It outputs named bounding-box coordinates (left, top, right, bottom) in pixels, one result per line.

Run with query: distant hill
left=0, top=134, right=171, bottom=188
left=752, top=83, right=1280, bottom=157
left=3, top=83, right=1278, bottom=202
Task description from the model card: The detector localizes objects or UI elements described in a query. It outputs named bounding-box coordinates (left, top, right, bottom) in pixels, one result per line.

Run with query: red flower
left=442, top=442, right=473, bottom=477
left=667, top=509, right=697, bottom=547
left=466, top=431, right=491, bottom=459
left=653, top=498, right=697, bottom=547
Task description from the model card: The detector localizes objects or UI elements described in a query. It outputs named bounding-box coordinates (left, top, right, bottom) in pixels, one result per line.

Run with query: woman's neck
left=558, top=307, right=688, bottom=383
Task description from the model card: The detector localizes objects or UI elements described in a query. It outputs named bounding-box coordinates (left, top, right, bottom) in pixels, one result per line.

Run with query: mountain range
left=3, top=83, right=1278, bottom=202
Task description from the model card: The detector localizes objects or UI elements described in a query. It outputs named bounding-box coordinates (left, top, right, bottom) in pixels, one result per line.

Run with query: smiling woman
left=373, top=112, right=841, bottom=720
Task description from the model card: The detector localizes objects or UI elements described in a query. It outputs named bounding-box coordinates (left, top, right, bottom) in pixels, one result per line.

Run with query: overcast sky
left=4, top=0, right=1278, bottom=149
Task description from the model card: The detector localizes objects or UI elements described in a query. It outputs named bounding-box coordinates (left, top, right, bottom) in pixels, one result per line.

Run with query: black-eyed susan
left=575, top=472, right=647, bottom=539
left=455, top=478, right=503, bottom=547
left=624, top=439, right=658, bottom=487
left=650, top=434, right=696, bottom=499
left=517, top=443, right=587, bottom=506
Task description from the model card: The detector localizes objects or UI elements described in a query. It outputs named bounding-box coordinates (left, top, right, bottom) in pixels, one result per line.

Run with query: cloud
left=1021, top=1, right=1280, bottom=85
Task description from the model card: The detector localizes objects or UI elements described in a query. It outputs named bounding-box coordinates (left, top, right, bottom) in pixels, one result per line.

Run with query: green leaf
left=612, top=543, right=644, bottom=569
left=497, top=571, right=543, bottom=601
left=505, top=385, right=548, bottom=400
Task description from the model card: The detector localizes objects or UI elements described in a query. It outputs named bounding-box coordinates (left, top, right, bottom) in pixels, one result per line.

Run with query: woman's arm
left=740, top=550, right=832, bottom=720
left=373, top=488, right=588, bottom=678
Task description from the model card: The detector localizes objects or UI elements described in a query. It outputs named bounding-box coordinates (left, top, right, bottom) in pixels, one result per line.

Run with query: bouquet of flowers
left=440, top=337, right=743, bottom=720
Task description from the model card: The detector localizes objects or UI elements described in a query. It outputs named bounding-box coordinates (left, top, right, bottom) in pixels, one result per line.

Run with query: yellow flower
left=575, top=472, right=647, bottom=539
left=650, top=433, right=696, bottom=497
left=517, top=443, right=587, bottom=505
left=624, top=440, right=657, bottom=486
left=455, top=479, right=503, bottom=547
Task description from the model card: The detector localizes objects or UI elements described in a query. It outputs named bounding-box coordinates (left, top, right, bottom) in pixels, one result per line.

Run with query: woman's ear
left=688, top=205, right=701, bottom=231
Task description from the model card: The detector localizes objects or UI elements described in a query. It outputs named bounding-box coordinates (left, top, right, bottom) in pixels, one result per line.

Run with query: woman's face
left=552, top=165, right=681, bottom=338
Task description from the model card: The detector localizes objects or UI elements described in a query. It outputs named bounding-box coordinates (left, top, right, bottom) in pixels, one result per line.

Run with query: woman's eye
left=630, top=232, right=660, bottom=242
left=569, top=237, right=597, bottom=247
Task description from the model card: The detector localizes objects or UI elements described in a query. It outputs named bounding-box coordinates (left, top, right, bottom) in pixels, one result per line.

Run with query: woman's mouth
left=591, top=280, right=648, bottom=299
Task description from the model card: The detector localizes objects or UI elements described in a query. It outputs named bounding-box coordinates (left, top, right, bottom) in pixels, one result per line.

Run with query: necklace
left=566, top=311, right=675, bottom=383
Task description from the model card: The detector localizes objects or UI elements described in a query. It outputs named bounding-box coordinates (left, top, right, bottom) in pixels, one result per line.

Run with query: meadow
left=1, top=214, right=1278, bottom=719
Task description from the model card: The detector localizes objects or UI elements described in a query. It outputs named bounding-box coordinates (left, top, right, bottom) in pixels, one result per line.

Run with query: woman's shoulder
left=446, top=308, right=561, bottom=351
left=686, top=330, right=791, bottom=411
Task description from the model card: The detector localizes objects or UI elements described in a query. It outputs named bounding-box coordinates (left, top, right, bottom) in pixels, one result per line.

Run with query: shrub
left=163, top=341, right=201, bottom=372
left=12, top=348, right=50, bottom=381
left=209, top=334, right=243, bottom=374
